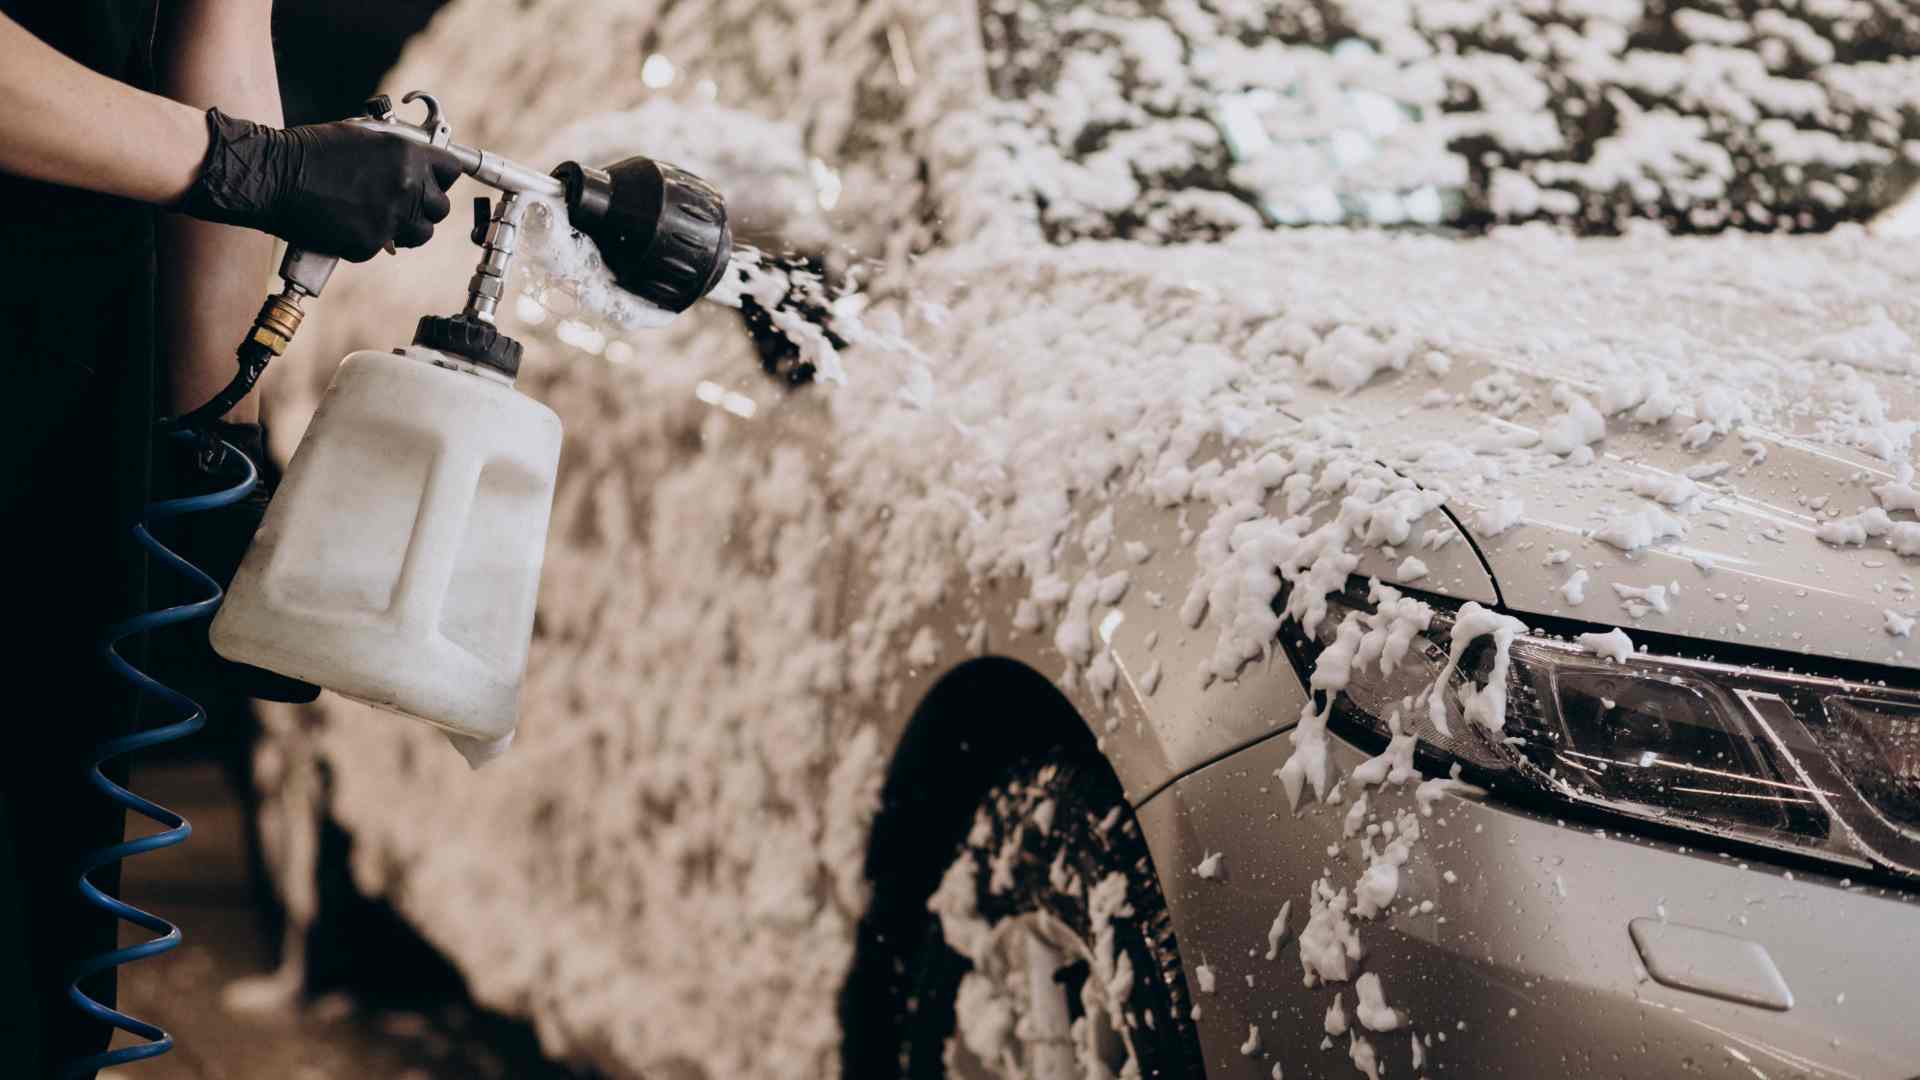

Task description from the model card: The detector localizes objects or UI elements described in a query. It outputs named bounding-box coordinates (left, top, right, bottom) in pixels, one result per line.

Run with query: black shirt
left=0, top=4, right=163, bottom=1073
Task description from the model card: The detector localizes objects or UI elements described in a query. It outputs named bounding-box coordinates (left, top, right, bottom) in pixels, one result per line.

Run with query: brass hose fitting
left=248, top=289, right=309, bottom=356
left=169, top=283, right=315, bottom=431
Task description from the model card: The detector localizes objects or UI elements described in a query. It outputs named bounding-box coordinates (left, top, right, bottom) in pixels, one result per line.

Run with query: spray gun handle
left=271, top=90, right=554, bottom=307
left=280, top=246, right=338, bottom=298
left=357, top=92, right=564, bottom=200
left=175, top=90, right=561, bottom=427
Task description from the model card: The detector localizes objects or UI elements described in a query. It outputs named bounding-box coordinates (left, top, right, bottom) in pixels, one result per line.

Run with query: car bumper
left=1136, top=724, right=1920, bottom=1078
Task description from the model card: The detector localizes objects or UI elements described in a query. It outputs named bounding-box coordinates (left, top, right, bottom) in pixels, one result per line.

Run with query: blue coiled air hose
left=62, top=425, right=258, bottom=1077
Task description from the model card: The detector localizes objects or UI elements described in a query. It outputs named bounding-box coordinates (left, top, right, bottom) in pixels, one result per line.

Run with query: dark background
left=274, top=0, right=449, bottom=126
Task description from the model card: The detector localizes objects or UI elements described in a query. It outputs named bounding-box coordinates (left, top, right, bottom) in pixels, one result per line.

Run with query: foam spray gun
left=194, top=91, right=731, bottom=763
left=69, top=92, right=730, bottom=1074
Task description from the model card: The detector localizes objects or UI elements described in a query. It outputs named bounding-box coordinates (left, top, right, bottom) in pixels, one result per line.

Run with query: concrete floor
left=102, top=760, right=576, bottom=1080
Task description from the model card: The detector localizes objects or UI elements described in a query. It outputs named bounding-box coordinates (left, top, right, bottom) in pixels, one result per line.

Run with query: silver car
left=251, top=2, right=1920, bottom=1078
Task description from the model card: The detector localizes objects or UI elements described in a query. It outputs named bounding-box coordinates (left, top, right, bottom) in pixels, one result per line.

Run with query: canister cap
left=413, top=314, right=523, bottom=376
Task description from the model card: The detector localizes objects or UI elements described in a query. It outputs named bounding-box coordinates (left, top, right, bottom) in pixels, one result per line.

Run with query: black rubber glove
left=177, top=108, right=461, bottom=261
left=162, top=422, right=321, bottom=704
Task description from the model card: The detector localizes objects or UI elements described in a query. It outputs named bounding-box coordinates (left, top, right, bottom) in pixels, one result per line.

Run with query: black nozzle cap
left=414, top=314, right=523, bottom=377
left=552, top=156, right=732, bottom=314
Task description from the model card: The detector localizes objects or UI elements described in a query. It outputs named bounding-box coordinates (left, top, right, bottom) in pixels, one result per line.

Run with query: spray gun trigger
left=471, top=196, right=492, bottom=245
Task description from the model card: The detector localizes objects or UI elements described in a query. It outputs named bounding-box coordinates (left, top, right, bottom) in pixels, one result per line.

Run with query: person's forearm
left=0, top=14, right=210, bottom=204
left=156, top=0, right=283, bottom=419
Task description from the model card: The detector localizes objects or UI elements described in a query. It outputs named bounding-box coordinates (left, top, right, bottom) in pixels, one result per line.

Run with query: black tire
left=853, top=751, right=1201, bottom=1078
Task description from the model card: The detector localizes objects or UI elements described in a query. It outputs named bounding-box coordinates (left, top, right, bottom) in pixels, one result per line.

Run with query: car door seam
left=1130, top=722, right=1298, bottom=809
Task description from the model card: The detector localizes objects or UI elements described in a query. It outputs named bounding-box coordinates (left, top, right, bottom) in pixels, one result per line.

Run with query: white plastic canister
left=211, top=345, right=562, bottom=742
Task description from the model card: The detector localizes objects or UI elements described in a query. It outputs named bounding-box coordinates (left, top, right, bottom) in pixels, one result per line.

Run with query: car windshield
left=979, top=0, right=1920, bottom=241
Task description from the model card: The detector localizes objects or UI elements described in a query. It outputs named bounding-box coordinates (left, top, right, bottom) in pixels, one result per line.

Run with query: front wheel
left=849, top=752, right=1201, bottom=1079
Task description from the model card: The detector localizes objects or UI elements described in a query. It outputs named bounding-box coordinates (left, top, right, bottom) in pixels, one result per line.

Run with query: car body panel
left=824, top=430, right=1496, bottom=805
left=1137, top=719, right=1920, bottom=1079
left=1283, top=351, right=1920, bottom=670
left=1100, top=476, right=1496, bottom=802
left=884, top=231, right=1920, bottom=683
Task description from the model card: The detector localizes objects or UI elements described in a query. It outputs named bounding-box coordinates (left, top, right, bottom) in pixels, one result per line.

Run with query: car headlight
left=1281, top=578, right=1920, bottom=882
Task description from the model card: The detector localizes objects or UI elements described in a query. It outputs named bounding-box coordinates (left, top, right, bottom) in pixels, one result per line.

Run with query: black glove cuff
left=175, top=108, right=280, bottom=227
